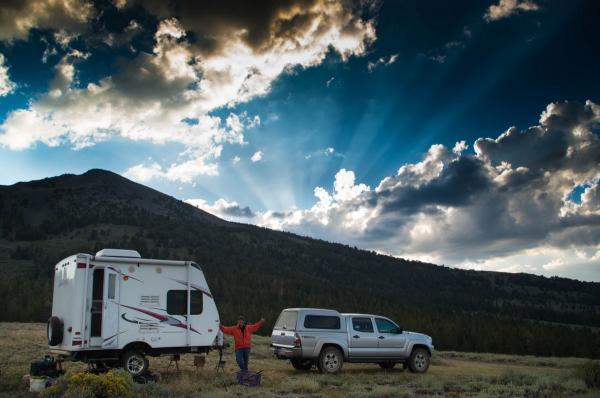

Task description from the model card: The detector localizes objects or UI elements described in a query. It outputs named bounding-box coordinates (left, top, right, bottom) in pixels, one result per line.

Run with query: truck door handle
left=353, top=335, right=360, bottom=339
left=378, top=336, right=385, bottom=339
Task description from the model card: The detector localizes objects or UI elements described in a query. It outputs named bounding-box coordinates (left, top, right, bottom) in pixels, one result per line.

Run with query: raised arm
left=247, top=318, right=266, bottom=333
left=220, top=324, right=237, bottom=335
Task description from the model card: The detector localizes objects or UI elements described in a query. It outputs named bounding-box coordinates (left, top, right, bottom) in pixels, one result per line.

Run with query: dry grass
left=0, top=322, right=598, bottom=397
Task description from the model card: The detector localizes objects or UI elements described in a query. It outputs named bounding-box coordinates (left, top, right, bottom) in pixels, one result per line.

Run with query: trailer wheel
left=122, top=351, right=149, bottom=376
left=47, top=316, right=63, bottom=346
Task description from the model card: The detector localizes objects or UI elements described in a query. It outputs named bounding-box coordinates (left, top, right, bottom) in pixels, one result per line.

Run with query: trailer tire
left=122, top=351, right=149, bottom=376
left=47, top=316, right=63, bottom=346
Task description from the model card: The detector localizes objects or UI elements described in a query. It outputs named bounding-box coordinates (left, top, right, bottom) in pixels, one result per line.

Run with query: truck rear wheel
left=47, top=316, right=63, bottom=346
left=378, top=362, right=396, bottom=369
left=291, top=359, right=313, bottom=370
left=317, top=347, right=343, bottom=374
left=122, top=351, right=149, bottom=376
left=408, top=348, right=430, bottom=373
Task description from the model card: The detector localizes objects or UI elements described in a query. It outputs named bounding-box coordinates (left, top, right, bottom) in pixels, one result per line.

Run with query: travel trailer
left=48, top=249, right=220, bottom=375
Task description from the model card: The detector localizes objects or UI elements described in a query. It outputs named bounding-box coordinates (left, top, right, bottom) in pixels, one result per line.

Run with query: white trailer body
left=48, top=249, right=220, bottom=369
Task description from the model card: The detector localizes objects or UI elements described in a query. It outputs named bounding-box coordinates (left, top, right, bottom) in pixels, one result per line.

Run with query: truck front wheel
left=317, top=347, right=343, bottom=374
left=408, top=348, right=430, bottom=373
left=122, top=351, right=149, bottom=376
left=291, top=359, right=313, bottom=370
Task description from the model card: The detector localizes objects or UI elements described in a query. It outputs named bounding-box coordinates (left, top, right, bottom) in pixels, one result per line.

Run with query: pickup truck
left=271, top=308, right=433, bottom=374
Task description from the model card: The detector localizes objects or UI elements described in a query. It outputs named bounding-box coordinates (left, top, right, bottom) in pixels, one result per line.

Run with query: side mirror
left=394, top=327, right=403, bottom=334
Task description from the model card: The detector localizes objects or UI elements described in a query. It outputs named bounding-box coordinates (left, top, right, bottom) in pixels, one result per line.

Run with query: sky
left=0, top=0, right=599, bottom=281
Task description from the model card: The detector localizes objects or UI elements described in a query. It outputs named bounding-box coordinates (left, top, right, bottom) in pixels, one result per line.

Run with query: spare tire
left=47, top=316, right=63, bottom=346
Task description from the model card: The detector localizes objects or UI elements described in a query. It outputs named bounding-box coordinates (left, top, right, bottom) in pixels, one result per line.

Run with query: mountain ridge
left=1, top=169, right=599, bottom=358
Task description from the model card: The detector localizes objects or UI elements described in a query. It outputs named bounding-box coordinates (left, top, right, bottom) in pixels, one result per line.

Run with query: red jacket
left=220, top=320, right=265, bottom=349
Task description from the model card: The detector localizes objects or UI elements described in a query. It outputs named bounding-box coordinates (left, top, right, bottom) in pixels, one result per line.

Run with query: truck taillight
left=294, top=333, right=301, bottom=347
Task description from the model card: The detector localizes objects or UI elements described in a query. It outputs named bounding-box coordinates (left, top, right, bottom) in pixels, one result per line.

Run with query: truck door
left=349, top=317, right=378, bottom=358
left=375, top=317, right=407, bottom=357
left=101, top=268, right=120, bottom=348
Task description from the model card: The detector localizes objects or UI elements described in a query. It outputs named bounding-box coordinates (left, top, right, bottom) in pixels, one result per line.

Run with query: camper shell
left=48, top=249, right=220, bottom=374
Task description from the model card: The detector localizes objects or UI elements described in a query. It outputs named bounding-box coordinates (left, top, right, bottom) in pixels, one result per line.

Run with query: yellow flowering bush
left=41, top=369, right=134, bottom=398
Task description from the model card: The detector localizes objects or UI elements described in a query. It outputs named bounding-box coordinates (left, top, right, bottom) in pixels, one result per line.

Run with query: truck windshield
left=275, top=310, right=298, bottom=330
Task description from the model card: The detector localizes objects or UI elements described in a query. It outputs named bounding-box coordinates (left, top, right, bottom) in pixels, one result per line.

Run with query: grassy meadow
left=0, top=322, right=598, bottom=397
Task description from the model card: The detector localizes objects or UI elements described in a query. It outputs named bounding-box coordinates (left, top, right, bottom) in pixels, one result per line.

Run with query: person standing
left=219, top=315, right=265, bottom=371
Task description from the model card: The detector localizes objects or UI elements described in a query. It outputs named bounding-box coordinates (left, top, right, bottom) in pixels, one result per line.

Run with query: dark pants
left=235, top=348, right=251, bottom=370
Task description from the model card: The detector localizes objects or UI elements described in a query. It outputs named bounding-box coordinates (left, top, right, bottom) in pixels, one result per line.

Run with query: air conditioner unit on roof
left=95, top=248, right=141, bottom=258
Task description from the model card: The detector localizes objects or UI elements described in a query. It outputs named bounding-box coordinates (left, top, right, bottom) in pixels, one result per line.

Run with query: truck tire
left=408, top=348, right=430, bottom=373
left=47, top=316, right=63, bottom=346
left=122, top=351, right=149, bottom=376
left=291, top=359, right=313, bottom=371
left=317, top=346, right=343, bottom=374
left=378, top=362, right=396, bottom=369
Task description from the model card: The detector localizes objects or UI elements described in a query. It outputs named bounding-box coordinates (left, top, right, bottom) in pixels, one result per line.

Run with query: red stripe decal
left=120, top=304, right=169, bottom=322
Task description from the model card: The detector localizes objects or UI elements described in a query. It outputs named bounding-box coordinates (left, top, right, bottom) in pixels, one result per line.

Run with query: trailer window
left=107, top=274, right=116, bottom=299
left=166, top=290, right=203, bottom=315
left=304, top=315, right=340, bottom=330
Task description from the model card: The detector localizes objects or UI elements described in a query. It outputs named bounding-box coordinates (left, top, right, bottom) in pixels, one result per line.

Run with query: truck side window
left=166, top=290, right=203, bottom=315
left=352, top=317, right=374, bottom=333
left=304, top=315, right=340, bottom=329
left=375, top=318, right=399, bottom=333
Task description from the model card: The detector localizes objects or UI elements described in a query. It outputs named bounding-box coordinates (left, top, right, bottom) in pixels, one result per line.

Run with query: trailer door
left=101, top=268, right=120, bottom=348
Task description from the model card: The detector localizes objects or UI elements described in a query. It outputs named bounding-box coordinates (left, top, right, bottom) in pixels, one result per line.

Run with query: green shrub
left=41, top=369, right=134, bottom=398
left=577, top=360, right=600, bottom=388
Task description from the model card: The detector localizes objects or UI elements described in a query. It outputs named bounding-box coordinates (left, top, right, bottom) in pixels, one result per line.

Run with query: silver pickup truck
left=271, top=308, right=433, bottom=374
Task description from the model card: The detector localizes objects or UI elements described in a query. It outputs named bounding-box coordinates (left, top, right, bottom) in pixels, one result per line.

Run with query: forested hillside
left=1, top=169, right=599, bottom=358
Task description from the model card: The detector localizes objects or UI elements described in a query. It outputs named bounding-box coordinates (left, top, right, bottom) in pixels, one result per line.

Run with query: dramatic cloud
left=0, top=53, right=16, bottom=96
left=484, top=0, right=540, bottom=22
left=0, top=0, right=94, bottom=41
left=131, top=0, right=376, bottom=57
left=201, top=100, right=600, bottom=278
left=0, top=0, right=377, bottom=182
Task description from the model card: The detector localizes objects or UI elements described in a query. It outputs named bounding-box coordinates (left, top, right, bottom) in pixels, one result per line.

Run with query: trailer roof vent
left=96, top=248, right=141, bottom=258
